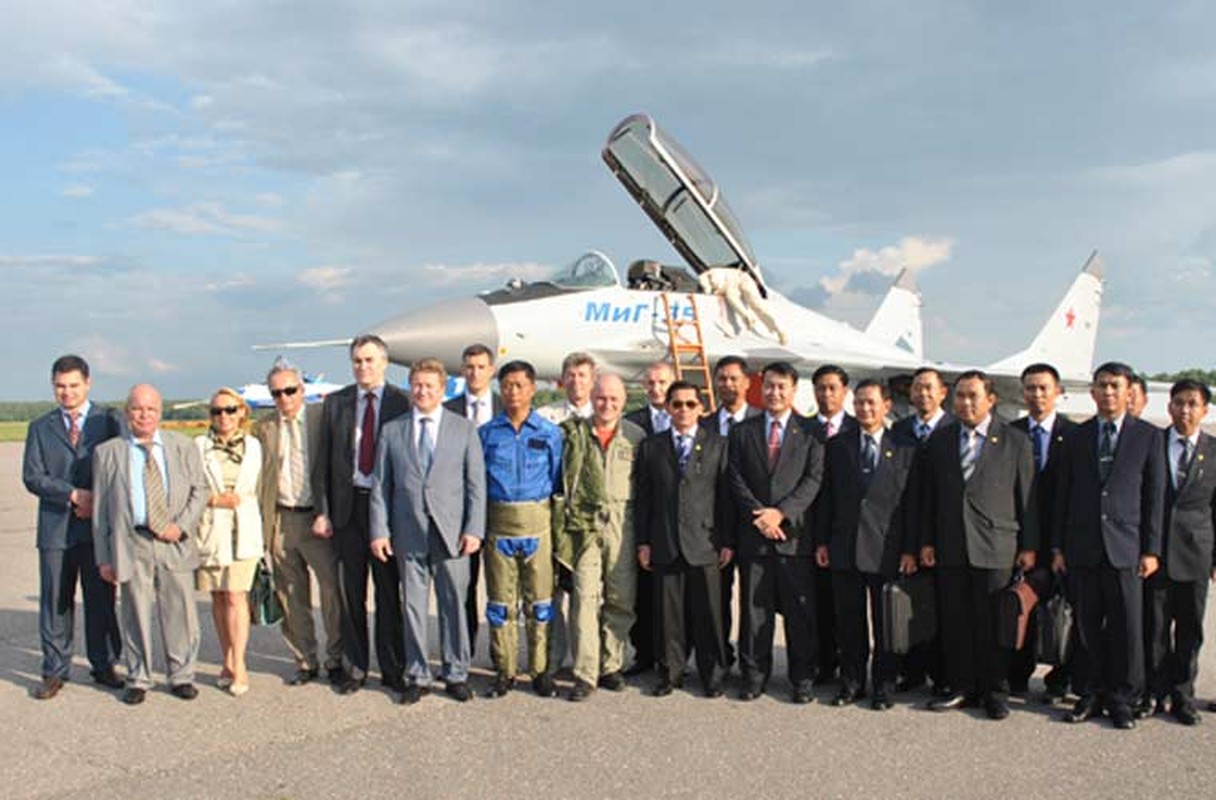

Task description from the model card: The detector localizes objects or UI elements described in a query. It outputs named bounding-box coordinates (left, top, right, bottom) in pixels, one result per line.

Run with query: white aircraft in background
left=268, top=113, right=1106, bottom=409
left=174, top=372, right=342, bottom=411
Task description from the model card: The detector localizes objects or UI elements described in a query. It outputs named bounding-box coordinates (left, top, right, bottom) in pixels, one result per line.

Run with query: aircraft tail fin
left=987, top=250, right=1104, bottom=382
left=864, top=268, right=923, bottom=361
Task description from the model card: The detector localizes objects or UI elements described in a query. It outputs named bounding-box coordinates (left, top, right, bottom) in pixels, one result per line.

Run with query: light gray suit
left=93, top=431, right=209, bottom=689
left=370, top=408, right=486, bottom=685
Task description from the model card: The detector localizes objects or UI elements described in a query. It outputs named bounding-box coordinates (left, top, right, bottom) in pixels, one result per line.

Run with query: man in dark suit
left=921, top=370, right=1038, bottom=720
left=888, top=366, right=952, bottom=697
left=637, top=381, right=733, bottom=697
left=624, top=360, right=675, bottom=675
left=1005, top=363, right=1075, bottom=699
left=815, top=379, right=916, bottom=710
left=700, top=356, right=760, bottom=670
left=315, top=334, right=411, bottom=694
left=804, top=364, right=858, bottom=683
left=1144, top=379, right=1215, bottom=725
left=1052, top=361, right=1166, bottom=730
left=443, top=343, right=502, bottom=657
left=728, top=361, right=824, bottom=703
left=22, top=355, right=123, bottom=699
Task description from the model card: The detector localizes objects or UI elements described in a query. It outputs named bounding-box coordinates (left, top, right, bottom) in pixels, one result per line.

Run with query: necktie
left=768, top=420, right=782, bottom=471
left=141, top=442, right=171, bottom=535
left=358, top=392, right=377, bottom=475
left=826, top=420, right=837, bottom=438
left=1098, top=420, right=1116, bottom=483
left=419, top=417, right=435, bottom=475
left=655, top=410, right=671, bottom=434
left=724, top=414, right=735, bottom=436
left=1030, top=424, right=1047, bottom=473
left=916, top=421, right=930, bottom=442
left=1176, top=438, right=1192, bottom=489
left=677, top=434, right=693, bottom=473
left=289, top=417, right=305, bottom=498
left=470, top=399, right=482, bottom=425
left=960, top=428, right=979, bottom=481
left=861, top=434, right=878, bottom=487
left=67, top=412, right=81, bottom=448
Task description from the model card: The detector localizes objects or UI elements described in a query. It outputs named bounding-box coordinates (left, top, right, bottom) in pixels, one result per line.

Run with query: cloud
left=147, top=358, right=180, bottom=373
left=205, top=274, right=257, bottom=292
left=68, top=334, right=137, bottom=377
left=297, top=265, right=352, bottom=291
left=126, top=202, right=283, bottom=237
left=419, top=261, right=551, bottom=287
left=0, top=254, right=104, bottom=269
left=62, top=183, right=95, bottom=198
left=706, top=44, right=835, bottom=70
left=822, top=236, right=954, bottom=294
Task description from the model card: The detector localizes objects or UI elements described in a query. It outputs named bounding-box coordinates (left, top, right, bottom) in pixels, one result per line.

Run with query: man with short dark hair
left=1129, top=374, right=1149, bottom=419
left=23, top=355, right=124, bottom=699
left=315, top=334, right=411, bottom=694
left=1053, top=361, right=1166, bottom=730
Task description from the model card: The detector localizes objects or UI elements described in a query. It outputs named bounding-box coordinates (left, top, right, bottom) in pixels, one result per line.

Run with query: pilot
left=480, top=360, right=564, bottom=698
left=698, top=267, right=788, bottom=346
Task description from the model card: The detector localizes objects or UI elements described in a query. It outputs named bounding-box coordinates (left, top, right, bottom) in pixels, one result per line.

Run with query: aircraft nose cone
left=368, top=297, right=498, bottom=371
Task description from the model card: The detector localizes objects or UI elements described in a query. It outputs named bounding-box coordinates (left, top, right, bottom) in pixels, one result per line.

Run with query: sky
left=2, top=1, right=1214, bottom=400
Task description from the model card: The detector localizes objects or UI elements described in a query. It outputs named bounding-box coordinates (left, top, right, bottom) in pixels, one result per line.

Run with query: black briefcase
left=881, top=572, right=937, bottom=655
left=1035, top=578, right=1073, bottom=666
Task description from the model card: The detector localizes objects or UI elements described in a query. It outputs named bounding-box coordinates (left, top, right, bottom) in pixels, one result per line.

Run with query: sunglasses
left=270, top=385, right=301, bottom=398
left=210, top=406, right=240, bottom=416
left=669, top=400, right=701, bottom=410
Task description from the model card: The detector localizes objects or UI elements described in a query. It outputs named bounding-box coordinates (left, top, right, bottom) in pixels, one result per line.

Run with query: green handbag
left=249, top=557, right=285, bottom=626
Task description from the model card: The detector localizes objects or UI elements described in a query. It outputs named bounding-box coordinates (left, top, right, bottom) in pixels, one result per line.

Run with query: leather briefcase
left=881, top=572, right=937, bottom=655
left=1035, top=578, right=1073, bottom=666
left=997, top=570, right=1039, bottom=650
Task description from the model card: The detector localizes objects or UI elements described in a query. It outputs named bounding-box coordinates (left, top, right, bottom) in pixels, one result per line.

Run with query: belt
left=354, top=487, right=372, bottom=496
left=134, top=525, right=156, bottom=539
left=277, top=504, right=314, bottom=513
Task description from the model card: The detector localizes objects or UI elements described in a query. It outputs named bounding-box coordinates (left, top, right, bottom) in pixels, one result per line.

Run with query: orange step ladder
left=660, top=293, right=716, bottom=412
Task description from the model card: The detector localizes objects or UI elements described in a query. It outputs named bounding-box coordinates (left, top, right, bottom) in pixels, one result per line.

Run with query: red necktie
left=768, top=420, right=782, bottom=471
left=68, top=412, right=81, bottom=448
left=358, top=392, right=376, bottom=475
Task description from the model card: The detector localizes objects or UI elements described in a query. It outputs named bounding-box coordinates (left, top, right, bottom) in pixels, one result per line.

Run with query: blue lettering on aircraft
left=584, top=301, right=696, bottom=324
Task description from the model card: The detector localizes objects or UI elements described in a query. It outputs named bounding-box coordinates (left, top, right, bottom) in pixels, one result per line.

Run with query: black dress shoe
left=622, top=660, right=653, bottom=677
left=652, top=679, right=677, bottom=698
left=1132, top=695, right=1157, bottom=719
left=91, top=668, right=124, bottom=689
left=597, top=671, right=625, bottom=692
left=739, top=681, right=766, bottom=701
left=33, top=676, right=65, bottom=700
left=170, top=683, right=198, bottom=700
left=1207, top=700, right=1216, bottom=714
left=289, top=667, right=319, bottom=686
left=1111, top=704, right=1137, bottom=730
left=792, top=679, right=816, bottom=705
left=338, top=677, right=365, bottom=695
left=1064, top=696, right=1101, bottom=723
left=399, top=683, right=427, bottom=705
left=122, top=687, right=146, bottom=705
left=1171, top=700, right=1200, bottom=726
left=445, top=682, right=472, bottom=703
left=895, top=677, right=926, bottom=694
left=383, top=676, right=406, bottom=693
left=931, top=683, right=955, bottom=699
left=532, top=673, right=557, bottom=698
left=984, top=694, right=1010, bottom=720
left=485, top=674, right=513, bottom=698
left=704, top=681, right=725, bottom=699
left=326, top=666, right=347, bottom=685
left=928, top=693, right=968, bottom=712
left=831, top=687, right=864, bottom=707
left=871, top=691, right=893, bottom=711
left=568, top=680, right=594, bottom=702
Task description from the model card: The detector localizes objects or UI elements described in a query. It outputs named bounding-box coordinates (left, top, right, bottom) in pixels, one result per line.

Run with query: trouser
left=1069, top=563, right=1143, bottom=707
left=738, top=556, right=817, bottom=685
left=656, top=560, right=726, bottom=686
left=119, top=535, right=199, bottom=689
left=816, top=564, right=839, bottom=679
left=937, top=566, right=1008, bottom=698
left=335, top=489, right=405, bottom=682
left=38, top=542, right=121, bottom=679
left=398, top=525, right=471, bottom=685
left=570, top=527, right=637, bottom=685
left=630, top=568, right=656, bottom=669
left=833, top=569, right=895, bottom=694
left=485, top=528, right=554, bottom=678
left=465, top=549, right=481, bottom=659
left=720, top=561, right=738, bottom=666
left=1145, top=572, right=1208, bottom=702
left=549, top=574, right=571, bottom=671
left=269, top=507, right=343, bottom=671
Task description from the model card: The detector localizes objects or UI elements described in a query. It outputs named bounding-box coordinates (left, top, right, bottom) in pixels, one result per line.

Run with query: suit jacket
left=1052, top=415, right=1166, bottom=569
left=1010, top=414, right=1075, bottom=561
left=92, top=430, right=209, bottom=582
left=921, top=418, right=1038, bottom=570
left=635, top=427, right=731, bottom=567
left=443, top=391, right=503, bottom=423
left=315, top=383, right=410, bottom=528
left=803, top=413, right=860, bottom=443
left=626, top=405, right=663, bottom=436
left=195, top=434, right=264, bottom=565
left=22, top=404, right=123, bottom=549
left=817, top=428, right=917, bottom=576
left=254, top=404, right=325, bottom=545
left=727, top=412, right=824, bottom=558
left=1159, top=431, right=1216, bottom=582
left=889, top=411, right=955, bottom=448
left=369, top=409, right=486, bottom=559
left=698, top=405, right=761, bottom=436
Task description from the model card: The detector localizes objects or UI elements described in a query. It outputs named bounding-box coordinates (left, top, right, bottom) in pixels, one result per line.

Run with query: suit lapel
left=775, top=417, right=802, bottom=473
left=1176, top=431, right=1212, bottom=495
left=967, top=420, right=1002, bottom=485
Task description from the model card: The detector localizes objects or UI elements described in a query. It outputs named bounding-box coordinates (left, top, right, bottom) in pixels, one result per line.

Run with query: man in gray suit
left=370, top=358, right=486, bottom=704
left=94, top=384, right=210, bottom=704
left=23, top=354, right=123, bottom=699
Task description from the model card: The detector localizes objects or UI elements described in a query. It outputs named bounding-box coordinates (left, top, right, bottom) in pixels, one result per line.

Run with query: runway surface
left=2, top=441, right=1213, bottom=799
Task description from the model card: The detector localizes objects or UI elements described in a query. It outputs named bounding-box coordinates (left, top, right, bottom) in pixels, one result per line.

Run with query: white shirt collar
left=1028, top=411, right=1057, bottom=432
left=817, top=410, right=845, bottom=429
left=765, top=410, right=792, bottom=429
left=1170, top=427, right=1200, bottom=449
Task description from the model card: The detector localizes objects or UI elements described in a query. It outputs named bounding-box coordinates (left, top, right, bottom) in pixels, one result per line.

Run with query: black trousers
left=720, top=561, right=738, bottom=667
left=937, top=566, right=1008, bottom=698
left=816, top=565, right=838, bottom=678
left=654, top=560, right=727, bottom=685
left=738, top=556, right=817, bottom=685
left=630, top=568, right=656, bottom=668
left=1145, top=572, right=1208, bottom=702
left=335, top=490, right=405, bottom=682
left=465, top=549, right=481, bottom=659
left=1068, top=563, right=1143, bottom=707
left=38, top=542, right=121, bottom=679
left=833, top=569, right=895, bottom=694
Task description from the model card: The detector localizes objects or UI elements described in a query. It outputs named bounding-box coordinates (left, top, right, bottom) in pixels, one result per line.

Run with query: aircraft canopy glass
left=550, top=250, right=621, bottom=288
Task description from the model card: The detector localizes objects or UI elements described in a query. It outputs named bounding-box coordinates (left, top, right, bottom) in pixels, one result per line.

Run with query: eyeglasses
left=210, top=406, right=240, bottom=416
left=270, top=386, right=301, bottom=398
left=669, top=400, right=701, bottom=410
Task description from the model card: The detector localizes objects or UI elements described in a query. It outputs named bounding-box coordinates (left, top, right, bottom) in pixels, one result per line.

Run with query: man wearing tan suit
left=255, top=359, right=346, bottom=686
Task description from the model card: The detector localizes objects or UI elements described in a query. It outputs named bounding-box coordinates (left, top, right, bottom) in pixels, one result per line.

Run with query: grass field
left=0, top=422, right=27, bottom=443
left=0, top=420, right=211, bottom=443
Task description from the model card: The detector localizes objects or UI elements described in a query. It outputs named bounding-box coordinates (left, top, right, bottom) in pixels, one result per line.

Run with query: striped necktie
left=141, top=442, right=171, bottom=535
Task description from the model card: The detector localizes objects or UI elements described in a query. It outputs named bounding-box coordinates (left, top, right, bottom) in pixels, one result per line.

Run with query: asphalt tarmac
left=2, top=441, right=1214, bottom=799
